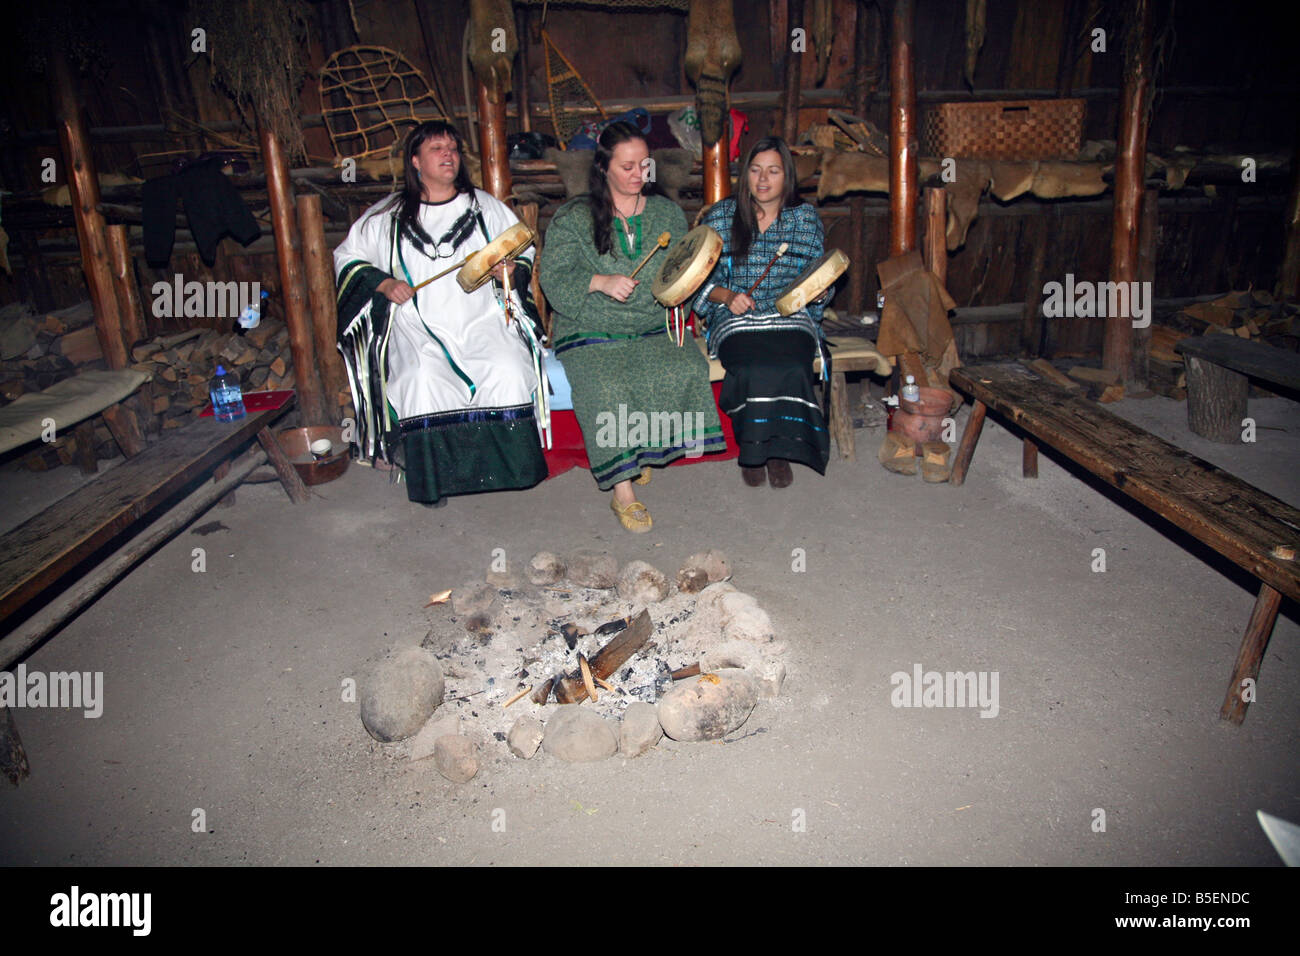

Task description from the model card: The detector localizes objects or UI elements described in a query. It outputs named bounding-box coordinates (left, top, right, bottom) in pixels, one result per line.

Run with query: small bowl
left=276, top=425, right=350, bottom=486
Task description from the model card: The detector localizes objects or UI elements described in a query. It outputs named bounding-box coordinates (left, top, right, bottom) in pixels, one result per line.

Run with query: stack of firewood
left=1, top=299, right=329, bottom=470
left=1148, top=291, right=1300, bottom=399
left=128, top=319, right=297, bottom=431
left=0, top=302, right=102, bottom=399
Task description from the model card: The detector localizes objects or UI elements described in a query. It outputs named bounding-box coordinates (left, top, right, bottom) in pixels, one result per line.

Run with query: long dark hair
left=586, top=121, right=656, bottom=257
left=732, top=136, right=803, bottom=262
left=385, top=120, right=475, bottom=243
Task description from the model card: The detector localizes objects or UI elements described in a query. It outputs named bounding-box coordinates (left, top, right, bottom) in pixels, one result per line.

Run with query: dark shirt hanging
left=142, top=158, right=260, bottom=267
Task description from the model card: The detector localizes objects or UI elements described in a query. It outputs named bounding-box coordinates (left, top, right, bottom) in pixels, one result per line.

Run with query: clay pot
left=892, top=386, right=950, bottom=442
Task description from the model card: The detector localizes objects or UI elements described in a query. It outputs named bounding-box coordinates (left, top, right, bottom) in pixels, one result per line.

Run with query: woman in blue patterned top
left=692, top=136, right=831, bottom=488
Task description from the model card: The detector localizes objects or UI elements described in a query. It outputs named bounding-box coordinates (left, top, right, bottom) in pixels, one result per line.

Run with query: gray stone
left=567, top=550, right=618, bottom=589
left=754, top=659, right=787, bottom=699
left=527, top=551, right=566, bottom=585
left=676, top=566, right=710, bottom=593
left=617, top=560, right=671, bottom=604
left=656, top=668, right=757, bottom=742
left=433, top=734, right=478, bottom=783
left=507, top=715, right=545, bottom=759
left=452, top=581, right=496, bottom=616
left=700, top=640, right=763, bottom=673
left=684, top=549, right=731, bottom=583
left=543, top=706, right=618, bottom=762
left=360, top=646, right=445, bottom=743
left=408, top=712, right=463, bottom=761
left=619, top=702, right=663, bottom=757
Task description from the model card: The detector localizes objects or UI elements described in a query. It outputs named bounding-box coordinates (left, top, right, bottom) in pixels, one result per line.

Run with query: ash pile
left=355, top=549, right=789, bottom=783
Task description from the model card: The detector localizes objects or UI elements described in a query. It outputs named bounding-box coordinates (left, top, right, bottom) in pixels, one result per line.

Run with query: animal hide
left=1029, top=161, right=1107, bottom=199
left=546, top=147, right=593, bottom=199
left=816, top=151, right=941, bottom=201
left=944, top=160, right=991, bottom=251
left=652, top=148, right=697, bottom=203
left=685, top=0, right=742, bottom=145
left=467, top=0, right=517, bottom=100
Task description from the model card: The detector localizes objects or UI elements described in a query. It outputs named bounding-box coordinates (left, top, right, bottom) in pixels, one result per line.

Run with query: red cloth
left=543, top=381, right=738, bottom=478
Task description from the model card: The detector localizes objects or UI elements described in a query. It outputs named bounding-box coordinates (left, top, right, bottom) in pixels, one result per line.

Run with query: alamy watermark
left=1042, top=274, right=1151, bottom=328
left=890, top=663, right=999, bottom=718
left=0, top=664, right=103, bottom=718
left=594, top=404, right=710, bottom=459
left=50, top=886, right=150, bottom=936
left=152, top=275, right=261, bottom=320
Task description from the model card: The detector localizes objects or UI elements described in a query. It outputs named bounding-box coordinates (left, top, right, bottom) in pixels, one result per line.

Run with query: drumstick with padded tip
left=743, top=242, right=789, bottom=297
left=628, top=232, right=671, bottom=279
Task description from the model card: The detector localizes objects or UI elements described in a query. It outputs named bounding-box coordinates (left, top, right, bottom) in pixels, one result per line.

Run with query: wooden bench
left=0, top=399, right=309, bottom=783
left=947, top=362, right=1300, bottom=725
left=0, top=369, right=151, bottom=473
left=1175, top=335, right=1300, bottom=443
left=695, top=333, right=892, bottom=460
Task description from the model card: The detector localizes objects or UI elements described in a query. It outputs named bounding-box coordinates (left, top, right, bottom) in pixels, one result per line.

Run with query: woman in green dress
left=539, top=122, right=725, bottom=533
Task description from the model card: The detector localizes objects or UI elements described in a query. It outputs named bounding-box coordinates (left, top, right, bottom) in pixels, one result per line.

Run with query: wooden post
left=51, top=49, right=129, bottom=371
left=1131, top=185, right=1159, bottom=389
left=1104, top=0, right=1153, bottom=383
left=106, top=225, right=148, bottom=348
left=888, top=0, right=918, bottom=257
left=922, top=186, right=946, bottom=285
left=780, top=0, right=804, bottom=144
left=259, top=125, right=330, bottom=426
left=515, top=3, right=533, bottom=134
left=477, top=81, right=512, bottom=200
left=1020, top=212, right=1049, bottom=358
left=1277, top=130, right=1300, bottom=301
left=847, top=0, right=873, bottom=314
left=295, top=194, right=348, bottom=416
left=703, top=136, right=730, bottom=205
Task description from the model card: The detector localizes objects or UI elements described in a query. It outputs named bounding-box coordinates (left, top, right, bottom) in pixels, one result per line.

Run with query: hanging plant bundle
left=195, top=0, right=313, bottom=164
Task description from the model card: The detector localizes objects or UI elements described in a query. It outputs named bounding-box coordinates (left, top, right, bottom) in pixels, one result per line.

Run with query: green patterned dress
left=539, top=195, right=725, bottom=489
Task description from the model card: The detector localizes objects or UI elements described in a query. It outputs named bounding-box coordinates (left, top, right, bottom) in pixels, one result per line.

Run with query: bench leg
left=1183, top=355, right=1248, bottom=443
left=1, top=704, right=31, bottom=787
left=73, top=419, right=98, bottom=475
left=948, top=399, right=986, bottom=486
left=1022, top=437, right=1038, bottom=478
left=829, top=370, right=855, bottom=461
left=257, top=427, right=310, bottom=504
left=1219, top=582, right=1281, bottom=725
left=101, top=401, right=147, bottom=458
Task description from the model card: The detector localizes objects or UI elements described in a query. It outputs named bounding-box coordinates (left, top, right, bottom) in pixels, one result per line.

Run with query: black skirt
left=717, top=329, right=830, bottom=472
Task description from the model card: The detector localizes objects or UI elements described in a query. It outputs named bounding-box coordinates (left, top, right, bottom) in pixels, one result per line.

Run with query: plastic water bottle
left=234, top=289, right=269, bottom=335
left=901, top=374, right=920, bottom=404
left=209, top=365, right=246, bottom=422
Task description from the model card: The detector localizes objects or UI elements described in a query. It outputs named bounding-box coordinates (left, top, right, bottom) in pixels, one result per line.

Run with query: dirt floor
left=1, top=388, right=1297, bottom=866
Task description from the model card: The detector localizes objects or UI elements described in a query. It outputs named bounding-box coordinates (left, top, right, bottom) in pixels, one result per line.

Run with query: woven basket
left=924, top=98, right=1085, bottom=161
